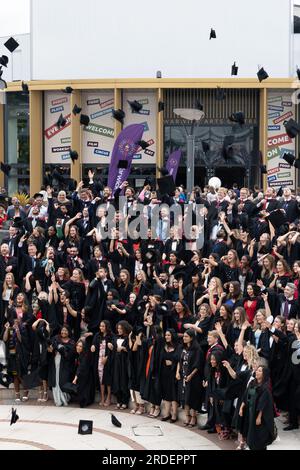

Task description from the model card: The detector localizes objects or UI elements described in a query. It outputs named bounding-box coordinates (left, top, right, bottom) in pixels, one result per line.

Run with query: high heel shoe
left=170, top=417, right=178, bottom=423
left=188, top=416, right=197, bottom=428
left=41, top=392, right=48, bottom=402
left=153, top=408, right=161, bottom=418
left=184, top=416, right=191, bottom=427
left=161, top=415, right=171, bottom=422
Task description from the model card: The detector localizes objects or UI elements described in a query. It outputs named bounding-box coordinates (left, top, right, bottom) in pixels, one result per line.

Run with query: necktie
left=31, top=257, right=36, bottom=269
left=283, top=300, right=289, bottom=319
left=32, top=218, right=37, bottom=228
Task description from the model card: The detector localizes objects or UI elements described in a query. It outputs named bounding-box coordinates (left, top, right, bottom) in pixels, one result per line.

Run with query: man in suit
left=86, top=245, right=107, bottom=281
left=23, top=206, right=47, bottom=233
left=2, top=225, right=21, bottom=257
left=279, top=187, right=300, bottom=223
left=6, top=197, right=26, bottom=220
left=276, top=283, right=299, bottom=319
left=256, top=187, right=279, bottom=213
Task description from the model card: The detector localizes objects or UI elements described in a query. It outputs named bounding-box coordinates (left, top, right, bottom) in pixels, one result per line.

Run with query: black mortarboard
left=137, top=140, right=150, bottom=150
left=117, top=159, right=128, bottom=169
left=57, top=113, right=67, bottom=128
left=216, top=87, right=226, bottom=101
left=191, top=266, right=201, bottom=276
left=295, top=158, right=300, bottom=169
left=209, top=28, right=216, bottom=39
left=284, top=119, right=300, bottom=138
left=72, top=104, right=82, bottom=115
left=173, top=269, right=186, bottom=281
left=158, top=101, right=165, bottom=112
left=276, top=187, right=283, bottom=197
left=4, top=37, right=19, bottom=53
left=158, top=166, right=169, bottom=176
left=70, top=150, right=79, bottom=163
left=33, top=193, right=43, bottom=199
left=157, top=175, right=176, bottom=196
left=62, top=86, right=73, bottom=94
left=282, top=152, right=295, bottom=166
left=229, top=111, right=245, bottom=125
left=10, top=408, right=19, bottom=426
left=80, top=114, right=90, bottom=126
left=21, top=81, right=29, bottom=93
left=128, top=100, right=143, bottom=113
left=231, top=62, right=238, bottom=76
left=112, top=109, right=125, bottom=123
left=267, top=209, right=287, bottom=228
left=78, top=420, right=93, bottom=434
left=196, top=100, right=203, bottom=111
left=1, top=162, right=11, bottom=176
left=260, top=164, right=267, bottom=174
left=257, top=67, right=269, bottom=82
left=144, top=249, right=157, bottom=262
left=297, top=66, right=300, bottom=80
left=202, top=141, right=210, bottom=153
left=0, top=55, right=9, bottom=67
left=0, top=372, right=10, bottom=388
left=111, top=413, right=122, bottom=428
left=12, top=217, right=24, bottom=228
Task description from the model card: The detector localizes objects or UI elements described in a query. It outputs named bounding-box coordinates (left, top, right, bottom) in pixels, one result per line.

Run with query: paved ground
left=0, top=394, right=299, bottom=450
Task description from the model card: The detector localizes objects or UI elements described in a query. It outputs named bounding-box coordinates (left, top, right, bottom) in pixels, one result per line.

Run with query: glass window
left=5, top=92, right=29, bottom=194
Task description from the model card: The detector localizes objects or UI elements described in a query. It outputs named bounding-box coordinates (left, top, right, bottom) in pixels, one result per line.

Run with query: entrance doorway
left=214, top=166, right=246, bottom=188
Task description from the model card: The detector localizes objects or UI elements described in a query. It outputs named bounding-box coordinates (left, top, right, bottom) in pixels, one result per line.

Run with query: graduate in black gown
left=128, top=328, right=145, bottom=415
left=239, top=366, right=276, bottom=450
left=91, top=320, right=114, bottom=406
left=176, top=328, right=204, bottom=427
left=140, top=325, right=164, bottom=418
left=111, top=320, right=132, bottom=409
left=72, top=336, right=95, bottom=408
left=48, top=326, right=76, bottom=406
left=159, top=329, right=179, bottom=422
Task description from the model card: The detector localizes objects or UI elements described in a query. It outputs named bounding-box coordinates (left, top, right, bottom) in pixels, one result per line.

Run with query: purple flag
left=166, top=150, right=181, bottom=181
left=108, top=124, right=144, bottom=195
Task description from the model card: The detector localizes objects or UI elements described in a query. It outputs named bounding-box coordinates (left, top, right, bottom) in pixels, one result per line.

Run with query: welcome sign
left=267, top=91, right=296, bottom=189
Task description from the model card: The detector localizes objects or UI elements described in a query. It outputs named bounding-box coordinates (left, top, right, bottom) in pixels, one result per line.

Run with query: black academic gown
left=140, top=336, right=164, bottom=406
left=244, top=382, right=276, bottom=450
left=159, top=346, right=179, bottom=402
left=177, top=343, right=204, bottom=411
left=111, top=335, right=130, bottom=404
left=74, top=344, right=95, bottom=408
left=48, top=337, right=76, bottom=390
left=92, top=332, right=114, bottom=387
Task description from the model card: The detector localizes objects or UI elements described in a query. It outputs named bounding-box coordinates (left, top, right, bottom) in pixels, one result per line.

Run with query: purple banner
left=108, top=124, right=144, bottom=195
left=166, top=150, right=181, bottom=181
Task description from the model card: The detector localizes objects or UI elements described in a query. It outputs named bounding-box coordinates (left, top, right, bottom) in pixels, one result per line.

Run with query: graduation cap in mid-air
left=284, top=119, right=300, bottom=139
left=229, top=111, right=245, bottom=125
left=222, top=135, right=235, bottom=161
left=69, top=150, right=79, bottom=163
left=231, top=62, right=238, bottom=76
left=57, top=113, right=67, bottom=128
left=80, top=114, right=90, bottom=126
left=276, top=186, right=283, bottom=197
left=0, top=55, right=9, bottom=67
left=257, top=67, right=269, bottom=82
left=21, top=81, right=29, bottom=93
left=62, top=86, right=74, bottom=94
left=158, top=101, right=165, bottom=112
left=267, top=209, right=288, bottom=228
left=137, top=140, right=150, bottom=150
left=157, top=175, right=176, bottom=196
left=111, top=413, right=122, bottom=428
left=112, top=109, right=125, bottom=124
left=72, top=104, right=82, bottom=115
left=12, top=216, right=24, bottom=229
left=209, top=28, right=216, bottom=39
left=1, top=162, right=11, bottom=176
left=158, top=166, right=169, bottom=176
left=10, top=408, right=19, bottom=426
left=117, top=160, right=128, bottom=169
left=128, top=100, right=143, bottom=113
left=281, top=152, right=295, bottom=166
left=260, top=165, right=267, bottom=174
left=4, top=37, right=19, bottom=53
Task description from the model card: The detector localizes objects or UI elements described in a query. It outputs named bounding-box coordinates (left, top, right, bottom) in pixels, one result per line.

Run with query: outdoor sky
left=0, top=0, right=30, bottom=37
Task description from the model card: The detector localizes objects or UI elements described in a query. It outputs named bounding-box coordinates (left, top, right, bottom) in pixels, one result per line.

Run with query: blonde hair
left=244, top=344, right=259, bottom=369
left=209, top=277, right=224, bottom=296
left=253, top=309, right=267, bottom=331
left=2, top=273, right=16, bottom=299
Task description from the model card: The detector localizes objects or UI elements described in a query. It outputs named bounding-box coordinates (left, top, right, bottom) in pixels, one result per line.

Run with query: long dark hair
left=99, top=320, right=112, bottom=338
left=164, top=328, right=178, bottom=348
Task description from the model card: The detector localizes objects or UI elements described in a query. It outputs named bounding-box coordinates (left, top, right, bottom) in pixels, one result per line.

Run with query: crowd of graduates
left=0, top=175, right=300, bottom=450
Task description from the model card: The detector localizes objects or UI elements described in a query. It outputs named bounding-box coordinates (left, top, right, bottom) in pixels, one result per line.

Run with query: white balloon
left=208, top=177, right=222, bottom=190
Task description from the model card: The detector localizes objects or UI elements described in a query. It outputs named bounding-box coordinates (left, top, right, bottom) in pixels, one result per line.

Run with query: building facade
left=0, top=0, right=299, bottom=194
